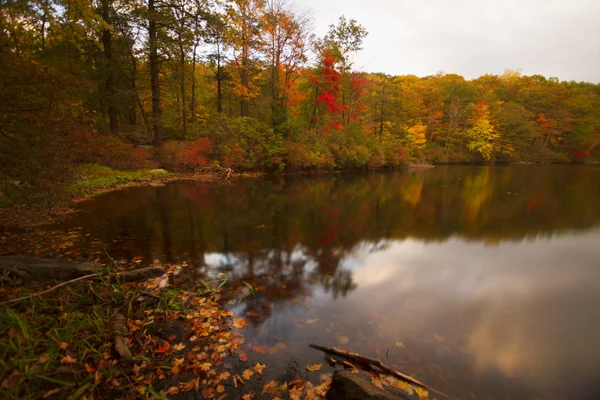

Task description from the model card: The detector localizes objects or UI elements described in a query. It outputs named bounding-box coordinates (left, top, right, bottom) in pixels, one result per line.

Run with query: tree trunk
left=101, top=0, right=119, bottom=134
left=179, top=36, right=187, bottom=137
left=240, top=43, right=250, bottom=117
left=148, top=0, right=163, bottom=148
left=216, top=42, right=223, bottom=113
left=191, top=18, right=199, bottom=125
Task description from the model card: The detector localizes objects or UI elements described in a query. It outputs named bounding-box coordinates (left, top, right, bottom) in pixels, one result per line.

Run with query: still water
left=64, top=165, right=600, bottom=400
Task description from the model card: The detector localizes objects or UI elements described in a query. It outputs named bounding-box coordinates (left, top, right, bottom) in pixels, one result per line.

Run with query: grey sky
left=295, top=0, right=600, bottom=82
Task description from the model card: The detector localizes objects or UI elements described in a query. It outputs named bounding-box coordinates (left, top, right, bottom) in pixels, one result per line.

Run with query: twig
left=3, top=273, right=99, bottom=305
left=309, top=344, right=456, bottom=400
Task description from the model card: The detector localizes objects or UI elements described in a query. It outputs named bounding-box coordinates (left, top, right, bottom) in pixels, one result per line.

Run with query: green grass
left=70, top=164, right=169, bottom=193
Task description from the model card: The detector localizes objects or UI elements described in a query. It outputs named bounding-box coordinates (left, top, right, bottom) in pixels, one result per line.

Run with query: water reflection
left=61, top=165, right=600, bottom=399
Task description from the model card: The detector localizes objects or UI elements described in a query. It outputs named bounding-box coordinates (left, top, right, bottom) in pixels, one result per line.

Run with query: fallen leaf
left=155, top=341, right=171, bottom=354
left=199, top=362, right=212, bottom=372
left=173, top=357, right=185, bottom=366
left=289, top=386, right=303, bottom=400
left=268, top=342, right=287, bottom=354
left=306, top=363, right=322, bottom=372
left=166, top=386, right=180, bottom=395
left=434, top=335, right=445, bottom=342
left=395, top=342, right=404, bottom=348
left=288, top=379, right=304, bottom=389
left=415, top=387, right=429, bottom=399
left=336, top=334, right=349, bottom=345
left=60, top=355, right=76, bottom=365
left=217, top=384, right=225, bottom=393
left=232, top=318, right=247, bottom=329
left=58, top=342, right=69, bottom=350
left=241, top=394, right=255, bottom=400
left=173, top=342, right=186, bottom=351
left=85, top=364, right=97, bottom=373
left=253, top=362, right=266, bottom=375
left=262, top=380, right=278, bottom=394
left=38, top=354, right=50, bottom=364
left=305, top=319, right=319, bottom=324
left=242, top=369, right=254, bottom=380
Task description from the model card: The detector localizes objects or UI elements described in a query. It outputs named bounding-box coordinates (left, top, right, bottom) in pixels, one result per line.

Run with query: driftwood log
left=310, top=344, right=453, bottom=400
left=0, top=256, right=165, bottom=283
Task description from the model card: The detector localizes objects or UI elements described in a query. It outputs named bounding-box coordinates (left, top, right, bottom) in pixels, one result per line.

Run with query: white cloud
left=296, top=0, right=600, bottom=82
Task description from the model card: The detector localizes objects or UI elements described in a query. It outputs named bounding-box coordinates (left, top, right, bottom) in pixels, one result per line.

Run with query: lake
left=60, top=165, right=600, bottom=400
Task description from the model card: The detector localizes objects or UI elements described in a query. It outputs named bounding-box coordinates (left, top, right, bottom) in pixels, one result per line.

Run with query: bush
left=161, top=138, right=212, bottom=171
left=92, top=136, right=155, bottom=170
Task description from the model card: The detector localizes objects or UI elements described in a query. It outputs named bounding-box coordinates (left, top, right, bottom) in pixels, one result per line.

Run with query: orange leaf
left=60, top=355, right=76, bottom=365
left=155, top=341, right=171, bottom=354
left=242, top=369, right=254, bottom=380
left=306, top=363, right=322, bottom=372
left=241, top=394, right=255, bottom=400
left=58, top=342, right=69, bottom=350
left=262, top=380, right=278, bottom=394
left=253, top=362, right=266, bottom=375
left=288, top=379, right=304, bottom=389
left=217, top=384, right=225, bottom=393
left=289, top=386, right=303, bottom=400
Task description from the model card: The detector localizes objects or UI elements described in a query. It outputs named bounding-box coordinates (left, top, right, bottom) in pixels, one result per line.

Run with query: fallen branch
left=2, top=273, right=100, bottom=305
left=309, top=344, right=454, bottom=400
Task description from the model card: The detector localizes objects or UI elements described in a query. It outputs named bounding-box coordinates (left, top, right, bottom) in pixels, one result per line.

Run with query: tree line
left=1, top=0, right=600, bottom=187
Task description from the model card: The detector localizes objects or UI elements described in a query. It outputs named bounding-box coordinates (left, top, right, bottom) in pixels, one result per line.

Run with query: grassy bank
left=70, top=164, right=170, bottom=194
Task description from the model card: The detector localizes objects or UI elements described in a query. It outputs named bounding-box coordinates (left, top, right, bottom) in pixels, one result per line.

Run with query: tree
left=226, top=0, right=265, bottom=118
left=467, top=102, right=499, bottom=161
left=148, top=0, right=164, bottom=148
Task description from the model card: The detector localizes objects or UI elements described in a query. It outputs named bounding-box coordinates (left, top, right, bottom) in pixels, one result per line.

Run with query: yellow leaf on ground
left=173, top=357, right=185, bottom=366
left=173, top=343, right=186, bottom=351
left=306, top=363, right=322, bottom=372
left=253, top=362, right=266, bottom=375
left=396, top=341, right=404, bottom=348
left=199, top=362, right=212, bottom=372
left=217, top=384, right=225, bottom=393
left=262, top=380, right=278, bottom=394
left=60, top=355, right=76, bottom=365
left=242, top=369, right=254, bottom=380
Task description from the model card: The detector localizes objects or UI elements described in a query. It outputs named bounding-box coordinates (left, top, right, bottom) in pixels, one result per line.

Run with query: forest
left=2, top=0, right=600, bottom=192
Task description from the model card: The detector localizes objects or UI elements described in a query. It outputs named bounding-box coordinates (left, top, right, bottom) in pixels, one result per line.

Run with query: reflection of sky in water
left=228, top=232, right=600, bottom=400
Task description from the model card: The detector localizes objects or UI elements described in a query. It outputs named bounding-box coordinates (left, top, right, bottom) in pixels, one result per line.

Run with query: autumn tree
left=466, top=102, right=499, bottom=161
left=226, top=0, right=265, bottom=117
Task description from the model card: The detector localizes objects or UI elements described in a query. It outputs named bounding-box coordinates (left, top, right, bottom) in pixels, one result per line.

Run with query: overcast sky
left=295, top=0, right=600, bottom=83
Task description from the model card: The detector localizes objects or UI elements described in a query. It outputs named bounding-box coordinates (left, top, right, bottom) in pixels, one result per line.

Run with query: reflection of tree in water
left=65, top=166, right=600, bottom=280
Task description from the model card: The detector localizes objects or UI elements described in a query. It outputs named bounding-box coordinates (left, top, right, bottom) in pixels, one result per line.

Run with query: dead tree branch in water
left=309, top=344, right=455, bottom=400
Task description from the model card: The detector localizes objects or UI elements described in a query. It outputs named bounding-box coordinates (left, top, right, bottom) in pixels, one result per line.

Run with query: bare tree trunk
left=148, top=0, right=163, bottom=148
